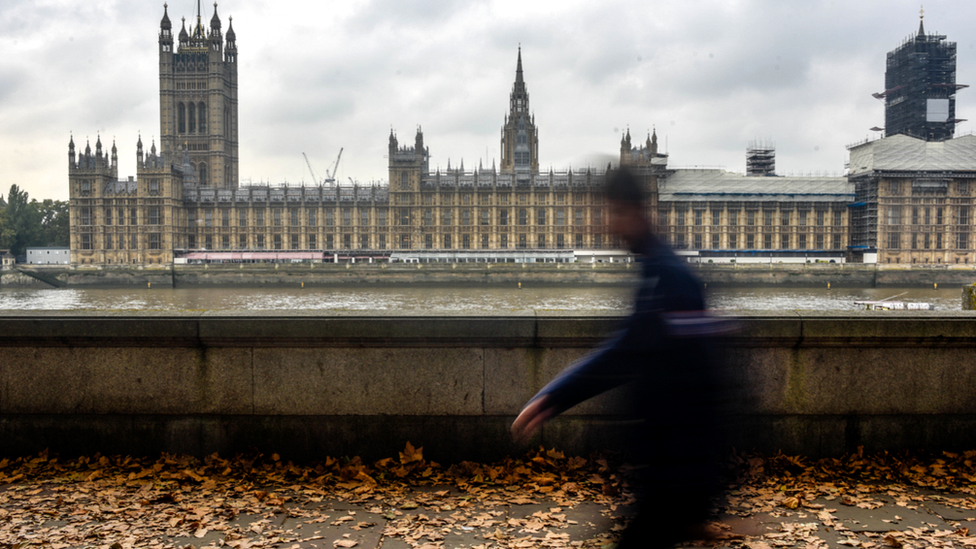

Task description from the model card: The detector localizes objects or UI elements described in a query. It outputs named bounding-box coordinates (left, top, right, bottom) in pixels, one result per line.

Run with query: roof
left=660, top=169, right=852, bottom=203
left=848, top=134, right=976, bottom=175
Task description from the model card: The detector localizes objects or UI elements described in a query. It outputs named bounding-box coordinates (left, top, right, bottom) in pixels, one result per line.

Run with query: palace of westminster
left=68, top=5, right=976, bottom=266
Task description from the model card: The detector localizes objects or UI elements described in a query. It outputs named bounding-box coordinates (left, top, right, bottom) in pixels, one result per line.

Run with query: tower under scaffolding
left=876, top=12, right=967, bottom=141
left=746, top=140, right=775, bottom=176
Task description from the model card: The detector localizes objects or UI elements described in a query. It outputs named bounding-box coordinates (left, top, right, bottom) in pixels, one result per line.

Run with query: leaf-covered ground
left=0, top=444, right=630, bottom=549
left=7, top=446, right=976, bottom=548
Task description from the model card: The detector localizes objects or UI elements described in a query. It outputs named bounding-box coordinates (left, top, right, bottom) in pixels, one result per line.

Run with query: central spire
left=516, top=45, right=523, bottom=84
left=918, top=4, right=925, bottom=36
left=509, top=46, right=529, bottom=116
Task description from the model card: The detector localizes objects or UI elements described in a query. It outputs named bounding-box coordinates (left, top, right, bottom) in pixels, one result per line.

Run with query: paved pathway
left=4, top=451, right=976, bottom=548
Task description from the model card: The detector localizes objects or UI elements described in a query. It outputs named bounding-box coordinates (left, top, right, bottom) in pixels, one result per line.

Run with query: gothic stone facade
left=849, top=134, right=976, bottom=265
left=69, top=4, right=929, bottom=267
left=159, top=3, right=239, bottom=189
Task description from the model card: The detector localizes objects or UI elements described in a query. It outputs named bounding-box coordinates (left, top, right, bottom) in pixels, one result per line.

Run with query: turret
left=159, top=3, right=173, bottom=53
left=111, top=139, right=118, bottom=168
left=209, top=2, right=222, bottom=51
left=68, top=135, right=76, bottom=167
left=225, top=16, right=236, bottom=62
left=415, top=126, right=424, bottom=153
left=210, top=2, right=221, bottom=32
left=136, top=134, right=144, bottom=164
left=389, top=129, right=398, bottom=154
left=650, top=128, right=658, bottom=156
left=95, top=135, right=103, bottom=159
left=179, top=17, right=189, bottom=46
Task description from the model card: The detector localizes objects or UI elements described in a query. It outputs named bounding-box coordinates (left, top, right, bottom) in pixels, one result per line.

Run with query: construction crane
left=302, top=152, right=320, bottom=185
left=324, top=148, right=343, bottom=185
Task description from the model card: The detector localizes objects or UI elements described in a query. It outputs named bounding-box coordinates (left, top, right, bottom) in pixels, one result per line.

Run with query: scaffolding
left=880, top=23, right=966, bottom=141
left=746, top=141, right=775, bottom=176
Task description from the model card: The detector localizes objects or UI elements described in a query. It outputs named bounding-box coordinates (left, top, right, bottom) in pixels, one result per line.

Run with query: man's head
left=605, top=167, right=650, bottom=252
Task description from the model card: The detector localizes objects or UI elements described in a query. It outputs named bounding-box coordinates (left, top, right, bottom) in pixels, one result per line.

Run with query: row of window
left=392, top=185, right=603, bottom=206
left=80, top=207, right=162, bottom=226
left=888, top=180, right=970, bottom=195
left=666, top=209, right=845, bottom=227
left=886, top=232, right=970, bottom=250
left=184, top=233, right=608, bottom=251
left=80, top=233, right=161, bottom=250
left=177, top=102, right=207, bottom=134
left=674, top=233, right=846, bottom=250
left=183, top=207, right=605, bottom=228
left=886, top=206, right=970, bottom=225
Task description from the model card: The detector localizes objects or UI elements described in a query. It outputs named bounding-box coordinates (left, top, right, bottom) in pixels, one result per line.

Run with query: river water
left=0, top=285, right=965, bottom=312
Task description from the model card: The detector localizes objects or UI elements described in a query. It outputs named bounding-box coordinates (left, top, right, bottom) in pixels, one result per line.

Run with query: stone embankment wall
left=2, top=311, right=976, bottom=461
left=2, top=263, right=976, bottom=287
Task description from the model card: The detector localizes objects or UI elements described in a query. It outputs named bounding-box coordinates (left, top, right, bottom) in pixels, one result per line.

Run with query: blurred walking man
left=512, top=167, right=726, bottom=548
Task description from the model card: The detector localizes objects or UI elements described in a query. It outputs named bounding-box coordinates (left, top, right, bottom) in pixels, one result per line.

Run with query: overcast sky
left=3, top=0, right=976, bottom=201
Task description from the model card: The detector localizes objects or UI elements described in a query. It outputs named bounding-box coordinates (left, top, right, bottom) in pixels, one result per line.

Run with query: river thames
left=0, top=285, right=964, bottom=312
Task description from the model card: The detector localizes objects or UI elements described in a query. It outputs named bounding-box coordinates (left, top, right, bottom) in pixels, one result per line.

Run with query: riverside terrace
left=3, top=311, right=976, bottom=459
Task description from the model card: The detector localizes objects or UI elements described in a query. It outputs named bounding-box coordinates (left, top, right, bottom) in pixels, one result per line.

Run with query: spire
left=161, top=3, right=172, bottom=30
left=918, top=5, right=925, bottom=37
left=226, top=15, right=235, bottom=41
left=509, top=46, right=529, bottom=116
left=69, top=134, right=75, bottom=153
left=179, top=17, right=188, bottom=41
left=96, top=135, right=102, bottom=156
left=516, top=45, right=523, bottom=85
left=210, top=2, right=221, bottom=31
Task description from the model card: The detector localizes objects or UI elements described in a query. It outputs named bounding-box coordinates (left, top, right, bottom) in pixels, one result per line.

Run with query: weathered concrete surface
left=0, top=271, right=52, bottom=287
left=2, top=311, right=976, bottom=461
left=964, top=283, right=976, bottom=310
left=694, top=263, right=976, bottom=288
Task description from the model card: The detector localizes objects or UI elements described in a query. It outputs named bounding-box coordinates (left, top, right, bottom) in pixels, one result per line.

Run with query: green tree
left=0, top=201, right=16, bottom=251
left=34, top=199, right=69, bottom=247
left=5, top=185, right=42, bottom=257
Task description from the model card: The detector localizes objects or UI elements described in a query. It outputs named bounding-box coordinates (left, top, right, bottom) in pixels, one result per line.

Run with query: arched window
left=188, top=103, right=196, bottom=133
left=225, top=164, right=232, bottom=187
left=400, top=172, right=409, bottom=189
left=199, top=162, right=208, bottom=186
left=178, top=103, right=186, bottom=134
left=198, top=102, right=207, bottom=134
left=224, top=107, right=230, bottom=138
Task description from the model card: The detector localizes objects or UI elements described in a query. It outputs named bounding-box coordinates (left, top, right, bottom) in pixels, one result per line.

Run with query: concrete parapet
left=964, top=283, right=976, bottom=310
left=2, top=310, right=976, bottom=460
